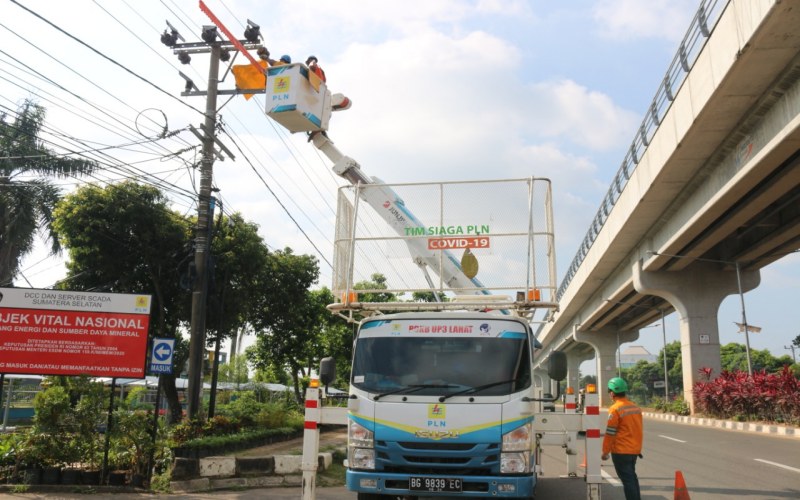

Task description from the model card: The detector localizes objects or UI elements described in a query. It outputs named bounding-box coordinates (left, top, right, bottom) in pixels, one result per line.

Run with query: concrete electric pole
left=162, top=8, right=264, bottom=420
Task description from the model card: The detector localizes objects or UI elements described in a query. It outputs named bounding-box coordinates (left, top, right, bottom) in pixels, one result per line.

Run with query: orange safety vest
left=602, top=396, right=643, bottom=455
left=311, top=65, right=326, bottom=82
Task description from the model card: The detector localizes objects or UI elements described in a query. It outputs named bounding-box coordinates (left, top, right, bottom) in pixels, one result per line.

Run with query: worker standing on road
left=602, top=377, right=643, bottom=500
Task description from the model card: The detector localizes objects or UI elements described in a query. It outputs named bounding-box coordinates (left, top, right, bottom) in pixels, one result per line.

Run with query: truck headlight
left=501, top=452, right=530, bottom=473
left=348, top=419, right=374, bottom=448
left=349, top=447, right=376, bottom=470
left=502, top=422, right=531, bottom=451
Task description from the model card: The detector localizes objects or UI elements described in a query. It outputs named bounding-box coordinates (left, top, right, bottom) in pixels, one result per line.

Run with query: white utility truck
left=260, top=57, right=603, bottom=500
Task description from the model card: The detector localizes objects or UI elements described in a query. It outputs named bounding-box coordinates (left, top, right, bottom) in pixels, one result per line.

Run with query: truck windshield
left=351, top=335, right=531, bottom=397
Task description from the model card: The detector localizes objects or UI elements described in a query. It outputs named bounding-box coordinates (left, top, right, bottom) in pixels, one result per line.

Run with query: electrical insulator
left=244, top=25, right=260, bottom=43
left=160, top=30, right=178, bottom=47
left=201, top=26, right=218, bottom=44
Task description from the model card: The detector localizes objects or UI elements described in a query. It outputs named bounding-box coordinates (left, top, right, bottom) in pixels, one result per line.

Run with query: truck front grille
left=375, top=440, right=500, bottom=476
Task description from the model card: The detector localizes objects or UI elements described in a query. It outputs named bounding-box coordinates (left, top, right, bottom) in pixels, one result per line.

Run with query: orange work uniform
left=602, top=397, right=643, bottom=455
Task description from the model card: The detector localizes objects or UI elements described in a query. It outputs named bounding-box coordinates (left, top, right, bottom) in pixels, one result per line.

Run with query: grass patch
left=317, top=449, right=347, bottom=487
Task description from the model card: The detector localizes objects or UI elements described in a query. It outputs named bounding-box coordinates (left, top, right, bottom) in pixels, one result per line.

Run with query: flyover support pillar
left=565, top=348, right=594, bottom=393
left=573, top=325, right=639, bottom=407
left=633, top=259, right=760, bottom=412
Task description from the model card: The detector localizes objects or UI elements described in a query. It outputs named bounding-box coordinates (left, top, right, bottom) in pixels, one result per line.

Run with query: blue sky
left=2, top=0, right=798, bottom=363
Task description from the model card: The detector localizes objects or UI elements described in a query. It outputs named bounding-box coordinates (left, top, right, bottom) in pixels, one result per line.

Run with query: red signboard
left=427, top=237, right=491, bottom=250
left=0, top=288, right=151, bottom=377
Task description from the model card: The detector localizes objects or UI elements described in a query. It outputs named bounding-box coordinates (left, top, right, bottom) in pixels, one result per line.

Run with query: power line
left=8, top=0, right=204, bottom=116
left=3, top=0, right=340, bottom=288
left=222, top=126, right=332, bottom=269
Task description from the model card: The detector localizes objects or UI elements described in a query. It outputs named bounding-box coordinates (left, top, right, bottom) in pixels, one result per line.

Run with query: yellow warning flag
left=231, top=60, right=268, bottom=100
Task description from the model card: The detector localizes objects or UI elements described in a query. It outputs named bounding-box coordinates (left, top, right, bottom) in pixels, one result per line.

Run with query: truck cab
left=343, top=312, right=561, bottom=499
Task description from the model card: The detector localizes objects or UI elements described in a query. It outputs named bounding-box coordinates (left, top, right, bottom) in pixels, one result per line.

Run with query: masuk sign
left=0, top=288, right=151, bottom=378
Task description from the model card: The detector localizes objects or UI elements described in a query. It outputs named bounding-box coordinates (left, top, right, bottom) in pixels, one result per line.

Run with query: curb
left=170, top=451, right=336, bottom=493
left=643, top=412, right=799, bottom=438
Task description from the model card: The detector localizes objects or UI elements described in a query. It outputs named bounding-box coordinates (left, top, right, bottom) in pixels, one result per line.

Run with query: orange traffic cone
left=674, top=470, right=690, bottom=500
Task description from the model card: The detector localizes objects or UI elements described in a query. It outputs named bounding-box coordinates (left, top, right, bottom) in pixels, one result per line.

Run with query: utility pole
left=185, top=41, right=220, bottom=419
left=734, top=261, right=753, bottom=376
left=161, top=10, right=263, bottom=420
left=660, top=309, right=668, bottom=400
left=786, top=344, right=797, bottom=364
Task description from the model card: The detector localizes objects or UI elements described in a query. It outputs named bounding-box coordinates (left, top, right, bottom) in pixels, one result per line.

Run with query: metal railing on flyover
left=557, top=0, right=728, bottom=301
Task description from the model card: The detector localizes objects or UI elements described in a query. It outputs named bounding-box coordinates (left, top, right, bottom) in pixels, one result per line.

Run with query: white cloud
left=320, top=30, right=635, bottom=186
left=522, top=79, right=639, bottom=151
left=592, top=0, right=699, bottom=41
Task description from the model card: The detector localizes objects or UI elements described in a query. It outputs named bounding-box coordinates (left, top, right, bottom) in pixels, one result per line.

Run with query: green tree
left=411, top=290, right=448, bottom=302
left=308, top=287, right=352, bottom=389
left=218, top=355, right=250, bottom=385
left=624, top=360, right=662, bottom=404
left=0, top=100, right=97, bottom=286
left=720, top=343, right=790, bottom=373
left=354, top=273, right=396, bottom=302
left=52, top=181, right=190, bottom=423
left=656, top=341, right=682, bottom=396
left=203, top=212, right=272, bottom=412
left=247, top=248, right=321, bottom=401
left=205, top=212, right=271, bottom=348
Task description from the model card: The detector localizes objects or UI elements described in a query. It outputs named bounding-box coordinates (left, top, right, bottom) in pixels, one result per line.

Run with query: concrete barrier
left=170, top=452, right=336, bottom=492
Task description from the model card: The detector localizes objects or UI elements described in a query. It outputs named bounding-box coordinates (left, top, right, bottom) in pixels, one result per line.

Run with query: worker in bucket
left=602, top=377, right=643, bottom=500
left=256, top=47, right=291, bottom=66
left=306, top=55, right=326, bottom=82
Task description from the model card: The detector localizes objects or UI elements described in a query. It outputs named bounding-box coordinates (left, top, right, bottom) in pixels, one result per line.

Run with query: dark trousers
left=611, top=453, right=641, bottom=500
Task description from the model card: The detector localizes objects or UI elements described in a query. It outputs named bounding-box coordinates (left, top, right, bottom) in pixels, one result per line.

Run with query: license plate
left=409, top=476, right=462, bottom=492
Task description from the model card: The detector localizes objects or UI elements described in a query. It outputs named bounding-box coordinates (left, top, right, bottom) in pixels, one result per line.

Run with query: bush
left=176, top=427, right=300, bottom=453
left=668, top=397, right=690, bottom=416
left=216, top=391, right=302, bottom=430
left=169, top=419, right=205, bottom=446
left=651, top=396, right=666, bottom=412
left=204, top=415, right=241, bottom=436
left=216, top=392, right=262, bottom=427
left=693, top=366, right=800, bottom=424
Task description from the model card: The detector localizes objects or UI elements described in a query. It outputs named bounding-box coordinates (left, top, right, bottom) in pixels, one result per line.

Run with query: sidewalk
left=643, top=411, right=799, bottom=438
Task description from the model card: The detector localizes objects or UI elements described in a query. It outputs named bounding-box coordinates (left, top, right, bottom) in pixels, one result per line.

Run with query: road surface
left=1, top=417, right=797, bottom=499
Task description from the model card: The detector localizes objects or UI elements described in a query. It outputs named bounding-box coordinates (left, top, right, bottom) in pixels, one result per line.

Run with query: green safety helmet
left=607, top=377, right=628, bottom=394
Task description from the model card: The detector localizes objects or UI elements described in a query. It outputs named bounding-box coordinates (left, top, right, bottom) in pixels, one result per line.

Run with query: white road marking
left=659, top=434, right=686, bottom=443
left=754, top=458, right=800, bottom=473
left=601, top=469, right=621, bottom=486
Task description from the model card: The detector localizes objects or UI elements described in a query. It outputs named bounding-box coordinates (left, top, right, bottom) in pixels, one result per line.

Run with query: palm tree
left=0, top=99, right=97, bottom=287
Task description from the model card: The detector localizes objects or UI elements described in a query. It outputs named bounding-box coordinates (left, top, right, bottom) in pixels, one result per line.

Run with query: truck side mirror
left=320, top=357, right=336, bottom=386
left=547, top=351, right=567, bottom=381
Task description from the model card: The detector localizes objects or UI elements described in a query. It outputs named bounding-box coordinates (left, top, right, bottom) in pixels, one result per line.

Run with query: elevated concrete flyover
left=535, top=0, right=800, bottom=411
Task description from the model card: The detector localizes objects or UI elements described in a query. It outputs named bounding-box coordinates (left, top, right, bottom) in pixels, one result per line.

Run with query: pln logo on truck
left=428, top=404, right=445, bottom=419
